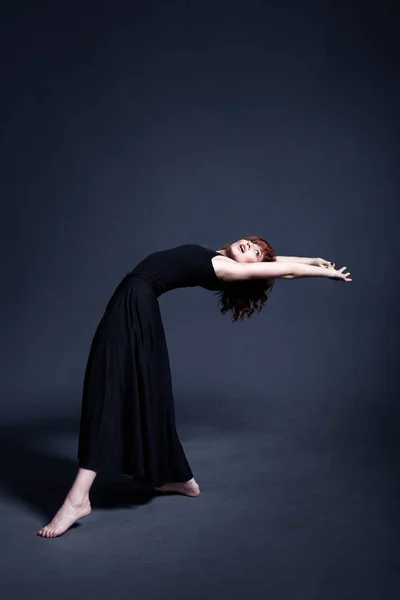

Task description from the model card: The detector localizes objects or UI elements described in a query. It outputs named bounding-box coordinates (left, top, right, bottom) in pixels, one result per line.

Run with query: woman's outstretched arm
left=289, top=263, right=351, bottom=281
left=275, top=256, right=334, bottom=267
left=275, top=255, right=314, bottom=264
left=219, top=260, right=351, bottom=282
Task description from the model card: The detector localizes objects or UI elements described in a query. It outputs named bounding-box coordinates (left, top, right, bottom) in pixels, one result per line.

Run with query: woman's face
left=229, top=239, right=263, bottom=263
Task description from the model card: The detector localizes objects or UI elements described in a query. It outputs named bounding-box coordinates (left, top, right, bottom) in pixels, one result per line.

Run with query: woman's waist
left=125, top=271, right=160, bottom=294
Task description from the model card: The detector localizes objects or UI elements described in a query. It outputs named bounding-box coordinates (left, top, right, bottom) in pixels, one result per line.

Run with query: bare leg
left=38, top=467, right=96, bottom=538
left=154, top=477, right=200, bottom=497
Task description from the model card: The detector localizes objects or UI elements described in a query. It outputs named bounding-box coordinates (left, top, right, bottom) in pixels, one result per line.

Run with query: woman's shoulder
left=210, top=254, right=240, bottom=282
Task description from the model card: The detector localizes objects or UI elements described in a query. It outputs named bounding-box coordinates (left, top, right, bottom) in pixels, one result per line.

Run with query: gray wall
left=1, top=1, right=398, bottom=436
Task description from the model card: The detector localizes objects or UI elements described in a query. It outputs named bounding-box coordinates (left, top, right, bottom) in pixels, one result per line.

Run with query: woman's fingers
left=342, top=270, right=351, bottom=281
left=336, top=266, right=352, bottom=281
left=328, top=265, right=352, bottom=281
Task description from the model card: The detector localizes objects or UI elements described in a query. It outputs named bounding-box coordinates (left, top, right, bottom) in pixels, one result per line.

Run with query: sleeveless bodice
left=130, top=244, right=224, bottom=297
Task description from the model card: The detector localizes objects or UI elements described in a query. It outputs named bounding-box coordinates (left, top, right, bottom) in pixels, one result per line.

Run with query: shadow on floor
left=0, top=387, right=253, bottom=525
left=0, top=416, right=157, bottom=523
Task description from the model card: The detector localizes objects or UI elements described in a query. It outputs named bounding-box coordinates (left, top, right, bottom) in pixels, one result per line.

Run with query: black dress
left=77, top=244, right=223, bottom=486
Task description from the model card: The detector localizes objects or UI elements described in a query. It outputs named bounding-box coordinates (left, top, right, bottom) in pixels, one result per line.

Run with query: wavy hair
left=215, top=235, right=277, bottom=322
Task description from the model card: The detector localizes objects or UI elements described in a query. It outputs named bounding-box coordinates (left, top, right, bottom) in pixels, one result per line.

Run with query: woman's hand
left=313, top=257, right=335, bottom=268
left=327, top=266, right=352, bottom=282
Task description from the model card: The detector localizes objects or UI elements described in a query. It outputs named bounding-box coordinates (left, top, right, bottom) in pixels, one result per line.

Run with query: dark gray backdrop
left=1, top=1, right=399, bottom=597
left=2, top=1, right=398, bottom=421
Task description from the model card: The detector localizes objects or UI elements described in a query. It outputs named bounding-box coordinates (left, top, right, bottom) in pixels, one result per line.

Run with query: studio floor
left=0, top=391, right=398, bottom=600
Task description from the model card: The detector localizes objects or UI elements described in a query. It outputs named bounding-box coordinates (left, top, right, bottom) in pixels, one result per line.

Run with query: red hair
left=214, top=236, right=276, bottom=322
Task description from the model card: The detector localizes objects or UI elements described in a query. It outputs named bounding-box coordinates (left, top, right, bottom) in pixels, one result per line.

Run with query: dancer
left=38, top=237, right=351, bottom=537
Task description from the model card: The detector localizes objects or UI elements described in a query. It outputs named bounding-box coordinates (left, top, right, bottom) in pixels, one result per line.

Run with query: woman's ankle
left=67, top=491, right=90, bottom=507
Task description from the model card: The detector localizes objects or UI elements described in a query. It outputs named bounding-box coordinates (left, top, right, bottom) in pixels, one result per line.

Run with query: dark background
left=1, top=1, right=399, bottom=598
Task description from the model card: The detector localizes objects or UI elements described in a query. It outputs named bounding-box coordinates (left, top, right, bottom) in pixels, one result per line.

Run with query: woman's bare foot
left=154, top=477, right=200, bottom=497
left=38, top=496, right=92, bottom=538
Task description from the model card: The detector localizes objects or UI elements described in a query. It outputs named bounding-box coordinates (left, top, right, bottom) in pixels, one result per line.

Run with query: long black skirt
left=77, top=273, right=193, bottom=487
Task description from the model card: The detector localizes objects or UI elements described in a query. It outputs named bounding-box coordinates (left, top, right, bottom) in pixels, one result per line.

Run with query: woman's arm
left=218, top=260, right=350, bottom=282
left=276, top=256, right=335, bottom=268
left=275, top=256, right=315, bottom=265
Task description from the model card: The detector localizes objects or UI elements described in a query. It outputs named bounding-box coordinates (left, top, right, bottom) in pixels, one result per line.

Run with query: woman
left=38, top=236, right=351, bottom=537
